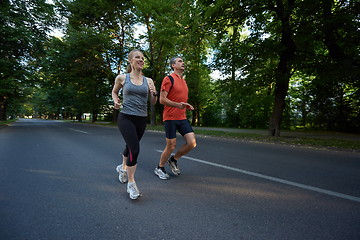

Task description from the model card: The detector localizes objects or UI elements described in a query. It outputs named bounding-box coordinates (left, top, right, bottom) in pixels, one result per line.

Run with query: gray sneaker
left=127, top=182, right=141, bottom=200
left=116, top=164, right=128, bottom=183
left=154, top=167, right=170, bottom=180
left=167, top=157, right=181, bottom=175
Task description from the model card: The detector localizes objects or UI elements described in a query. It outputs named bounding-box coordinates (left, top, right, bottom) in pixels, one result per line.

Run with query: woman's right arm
left=112, top=74, right=125, bottom=109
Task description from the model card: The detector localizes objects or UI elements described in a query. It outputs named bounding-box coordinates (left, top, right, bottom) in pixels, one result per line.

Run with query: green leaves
left=1, top=0, right=358, bottom=132
left=202, top=0, right=360, bottom=133
left=0, top=0, right=58, bottom=120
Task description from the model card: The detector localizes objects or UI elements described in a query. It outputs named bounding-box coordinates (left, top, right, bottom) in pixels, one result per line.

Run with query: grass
left=0, top=119, right=17, bottom=128
left=6, top=119, right=357, bottom=152
left=146, top=125, right=360, bottom=152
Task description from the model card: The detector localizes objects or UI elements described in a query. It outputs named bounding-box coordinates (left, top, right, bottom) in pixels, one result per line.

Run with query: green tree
left=39, top=28, right=114, bottom=121
left=133, top=0, right=181, bottom=125
left=201, top=0, right=359, bottom=134
left=309, top=0, right=359, bottom=132
left=0, top=0, right=57, bottom=120
left=134, top=0, right=213, bottom=125
left=40, top=0, right=135, bottom=121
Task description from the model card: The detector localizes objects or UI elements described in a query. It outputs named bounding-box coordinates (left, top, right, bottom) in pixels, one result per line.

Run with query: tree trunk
left=268, top=0, right=296, bottom=136
left=268, top=79, right=289, bottom=136
left=92, top=112, right=97, bottom=122
left=150, top=103, right=155, bottom=126
left=113, top=109, right=119, bottom=124
left=191, top=106, right=199, bottom=126
left=145, top=16, right=159, bottom=126
left=322, top=0, right=346, bottom=62
left=76, top=113, right=82, bottom=122
left=0, top=96, right=7, bottom=121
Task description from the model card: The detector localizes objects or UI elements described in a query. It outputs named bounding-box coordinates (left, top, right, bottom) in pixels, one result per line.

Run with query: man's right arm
left=159, top=91, right=185, bottom=109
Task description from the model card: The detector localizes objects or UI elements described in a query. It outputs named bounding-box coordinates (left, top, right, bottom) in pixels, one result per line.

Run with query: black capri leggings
left=117, top=113, right=147, bottom=166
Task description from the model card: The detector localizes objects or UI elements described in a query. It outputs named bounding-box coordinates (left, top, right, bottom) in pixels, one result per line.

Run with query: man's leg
left=159, top=138, right=176, bottom=167
left=154, top=138, right=175, bottom=179
left=167, top=132, right=196, bottom=176
left=173, top=132, right=196, bottom=160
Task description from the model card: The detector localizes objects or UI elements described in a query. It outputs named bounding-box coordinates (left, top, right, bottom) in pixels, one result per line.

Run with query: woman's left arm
left=147, top=78, right=158, bottom=105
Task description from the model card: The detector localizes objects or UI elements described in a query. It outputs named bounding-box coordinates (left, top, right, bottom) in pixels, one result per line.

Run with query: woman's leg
left=127, top=116, right=147, bottom=182
left=118, top=114, right=146, bottom=182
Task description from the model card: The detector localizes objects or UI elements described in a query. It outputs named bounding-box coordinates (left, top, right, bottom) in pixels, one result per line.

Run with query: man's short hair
left=170, top=56, right=182, bottom=70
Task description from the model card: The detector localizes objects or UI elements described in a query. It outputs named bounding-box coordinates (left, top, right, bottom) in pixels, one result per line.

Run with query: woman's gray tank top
left=121, top=74, right=148, bottom=117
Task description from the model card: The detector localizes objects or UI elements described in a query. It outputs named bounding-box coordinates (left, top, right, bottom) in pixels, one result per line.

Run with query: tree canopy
left=1, top=0, right=359, bottom=135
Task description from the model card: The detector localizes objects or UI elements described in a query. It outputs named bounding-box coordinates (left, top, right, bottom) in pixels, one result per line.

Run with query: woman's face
left=130, top=51, right=144, bottom=71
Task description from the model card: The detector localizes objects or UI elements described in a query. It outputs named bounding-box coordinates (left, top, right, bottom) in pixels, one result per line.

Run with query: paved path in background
left=66, top=121, right=360, bottom=141
left=193, top=126, right=360, bottom=141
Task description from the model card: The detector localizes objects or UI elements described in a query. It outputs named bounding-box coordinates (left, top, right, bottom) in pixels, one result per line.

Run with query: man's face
left=173, top=58, right=185, bottom=71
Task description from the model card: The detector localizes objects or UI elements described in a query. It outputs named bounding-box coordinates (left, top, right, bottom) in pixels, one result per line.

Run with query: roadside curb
left=0, top=124, right=10, bottom=130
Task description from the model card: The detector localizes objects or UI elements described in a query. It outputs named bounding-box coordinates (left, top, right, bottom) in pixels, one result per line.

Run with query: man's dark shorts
left=164, top=119, right=194, bottom=139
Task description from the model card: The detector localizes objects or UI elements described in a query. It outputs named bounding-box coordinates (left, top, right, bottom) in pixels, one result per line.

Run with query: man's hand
left=180, top=102, right=194, bottom=111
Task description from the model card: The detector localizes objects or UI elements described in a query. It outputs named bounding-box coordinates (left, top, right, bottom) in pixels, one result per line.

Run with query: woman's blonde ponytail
left=126, top=63, right=132, bottom=73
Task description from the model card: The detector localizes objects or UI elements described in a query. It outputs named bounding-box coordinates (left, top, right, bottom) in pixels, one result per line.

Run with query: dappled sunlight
left=21, top=168, right=314, bottom=203
left=24, top=168, right=82, bottom=182
left=153, top=175, right=313, bottom=202
left=47, top=175, right=82, bottom=181
left=193, top=177, right=307, bottom=200
left=24, top=169, right=59, bottom=175
left=93, top=183, right=119, bottom=193
left=20, top=169, right=119, bottom=204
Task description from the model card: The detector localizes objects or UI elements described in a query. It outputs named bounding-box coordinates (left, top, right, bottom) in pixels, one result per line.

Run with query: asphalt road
left=0, top=118, right=359, bottom=240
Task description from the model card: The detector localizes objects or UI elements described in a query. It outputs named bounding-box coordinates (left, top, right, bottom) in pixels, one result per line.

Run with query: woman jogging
left=112, top=49, right=157, bottom=199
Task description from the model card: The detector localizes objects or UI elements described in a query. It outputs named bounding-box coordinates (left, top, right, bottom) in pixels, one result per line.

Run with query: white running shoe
left=116, top=164, right=128, bottom=183
left=154, top=167, right=170, bottom=180
left=167, top=156, right=181, bottom=175
left=127, top=182, right=141, bottom=200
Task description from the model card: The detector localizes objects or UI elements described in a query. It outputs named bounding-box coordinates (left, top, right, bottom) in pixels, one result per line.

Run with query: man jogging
left=154, top=56, right=197, bottom=180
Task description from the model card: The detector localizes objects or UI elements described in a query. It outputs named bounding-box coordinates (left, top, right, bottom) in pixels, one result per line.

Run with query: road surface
left=0, top=119, right=359, bottom=239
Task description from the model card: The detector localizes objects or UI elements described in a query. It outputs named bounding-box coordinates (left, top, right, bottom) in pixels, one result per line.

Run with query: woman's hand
left=114, top=99, right=121, bottom=109
left=148, top=80, right=157, bottom=96
left=147, top=78, right=157, bottom=105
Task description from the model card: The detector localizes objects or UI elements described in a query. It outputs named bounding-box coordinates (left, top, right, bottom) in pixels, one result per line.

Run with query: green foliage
left=132, top=0, right=214, bottom=124
left=38, top=27, right=114, bottom=120
left=1, top=0, right=359, bottom=133
left=201, top=0, right=359, bottom=133
left=33, top=0, right=134, bottom=121
left=0, top=0, right=58, bottom=120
